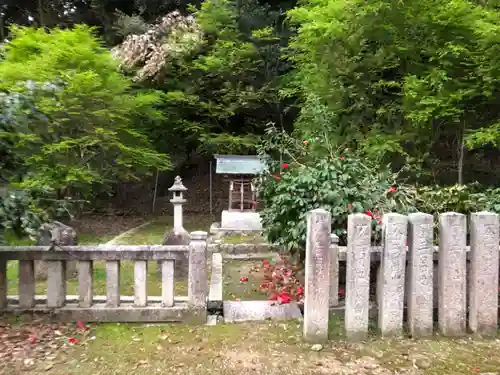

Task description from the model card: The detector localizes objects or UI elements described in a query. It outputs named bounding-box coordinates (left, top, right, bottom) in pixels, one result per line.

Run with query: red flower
left=339, top=289, right=345, bottom=295
left=235, top=298, right=241, bottom=301
left=240, top=277, right=248, bottom=283
left=296, top=287, right=304, bottom=295
left=303, top=140, right=309, bottom=145
left=387, top=187, right=397, bottom=193
left=282, top=163, right=289, bottom=169
left=263, top=260, right=269, bottom=265
left=28, top=335, right=37, bottom=345
left=68, top=337, right=79, bottom=345
left=277, top=292, right=292, bottom=305
left=77, top=321, right=85, bottom=328
left=405, top=241, right=408, bottom=246
left=365, top=210, right=373, bottom=217
left=377, top=220, right=382, bottom=225
left=340, top=156, right=345, bottom=161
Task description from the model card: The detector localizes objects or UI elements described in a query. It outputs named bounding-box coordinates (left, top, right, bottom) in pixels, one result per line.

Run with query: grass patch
left=23, top=320, right=500, bottom=375
left=115, top=215, right=213, bottom=245
left=222, top=257, right=277, bottom=301
left=222, top=233, right=265, bottom=245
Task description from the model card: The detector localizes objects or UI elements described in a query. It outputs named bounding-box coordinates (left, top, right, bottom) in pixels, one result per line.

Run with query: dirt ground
left=3, top=317, right=500, bottom=375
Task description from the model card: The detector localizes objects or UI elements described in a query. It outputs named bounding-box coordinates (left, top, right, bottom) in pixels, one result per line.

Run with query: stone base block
left=223, top=300, right=302, bottom=323
left=220, top=210, right=262, bottom=232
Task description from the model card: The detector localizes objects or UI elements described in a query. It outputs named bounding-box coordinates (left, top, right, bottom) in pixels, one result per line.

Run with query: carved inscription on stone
left=345, top=214, right=371, bottom=340
left=469, top=213, right=499, bottom=335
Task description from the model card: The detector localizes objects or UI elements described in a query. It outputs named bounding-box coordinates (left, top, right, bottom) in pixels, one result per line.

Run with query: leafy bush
left=0, top=189, right=73, bottom=244
left=0, top=25, right=171, bottom=201
left=256, top=128, right=416, bottom=257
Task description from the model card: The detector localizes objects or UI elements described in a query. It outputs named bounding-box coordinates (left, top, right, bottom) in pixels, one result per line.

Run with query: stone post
left=378, top=213, right=407, bottom=337
left=438, top=212, right=466, bottom=336
left=163, top=176, right=190, bottom=279
left=303, top=209, right=331, bottom=343
left=329, top=233, right=339, bottom=307
left=188, top=231, right=208, bottom=307
left=469, top=212, right=499, bottom=335
left=345, top=213, right=371, bottom=341
left=407, top=213, right=434, bottom=337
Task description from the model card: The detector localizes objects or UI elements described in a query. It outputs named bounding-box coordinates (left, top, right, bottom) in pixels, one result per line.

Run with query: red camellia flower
left=365, top=210, right=373, bottom=217
left=77, top=321, right=85, bottom=328
left=269, top=293, right=278, bottom=301
left=239, top=277, right=248, bottom=283
left=303, top=140, right=308, bottom=145
left=68, top=337, right=79, bottom=345
left=277, top=292, right=292, bottom=305
left=28, top=335, right=37, bottom=345
left=296, top=287, right=304, bottom=295
left=387, top=187, right=397, bottom=193
left=263, top=260, right=269, bottom=265
left=282, top=162, right=289, bottom=169
left=339, top=289, right=345, bottom=296
left=378, top=220, right=382, bottom=225
left=340, top=156, right=345, bottom=161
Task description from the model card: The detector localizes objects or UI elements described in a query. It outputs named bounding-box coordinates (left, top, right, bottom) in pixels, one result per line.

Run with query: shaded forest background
left=3, top=0, right=500, bottom=220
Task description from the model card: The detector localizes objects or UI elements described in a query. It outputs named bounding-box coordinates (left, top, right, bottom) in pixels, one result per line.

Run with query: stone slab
left=1, top=302, right=206, bottom=323
left=7, top=295, right=188, bottom=305
left=209, top=253, right=223, bottom=303
left=223, top=301, right=302, bottom=323
left=220, top=210, right=263, bottom=232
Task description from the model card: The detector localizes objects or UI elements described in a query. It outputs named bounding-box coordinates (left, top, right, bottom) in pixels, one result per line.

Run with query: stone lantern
left=162, top=176, right=190, bottom=278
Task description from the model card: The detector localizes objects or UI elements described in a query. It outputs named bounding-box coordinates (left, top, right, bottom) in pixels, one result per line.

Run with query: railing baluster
left=188, top=232, right=208, bottom=307
left=106, top=261, right=120, bottom=307
left=19, top=260, right=35, bottom=308
left=134, top=260, right=148, bottom=306
left=78, top=260, right=93, bottom=307
left=0, top=260, right=6, bottom=308
left=47, top=260, right=67, bottom=308
left=162, top=260, right=175, bottom=307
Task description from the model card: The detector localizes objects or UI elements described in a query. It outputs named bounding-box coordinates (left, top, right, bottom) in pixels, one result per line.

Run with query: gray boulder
left=35, top=221, right=78, bottom=281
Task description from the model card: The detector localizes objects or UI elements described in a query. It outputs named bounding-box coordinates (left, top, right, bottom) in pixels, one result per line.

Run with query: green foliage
left=256, top=127, right=416, bottom=255
left=113, top=1, right=292, bottom=157
left=0, top=189, right=73, bottom=244
left=0, top=25, right=170, bottom=200
left=286, top=0, right=500, bottom=181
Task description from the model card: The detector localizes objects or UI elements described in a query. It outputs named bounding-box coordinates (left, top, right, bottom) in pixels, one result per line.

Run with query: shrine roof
left=214, top=154, right=266, bottom=175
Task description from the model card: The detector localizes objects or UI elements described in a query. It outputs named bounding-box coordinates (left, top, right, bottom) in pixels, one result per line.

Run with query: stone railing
left=0, top=231, right=209, bottom=323
left=303, top=210, right=500, bottom=343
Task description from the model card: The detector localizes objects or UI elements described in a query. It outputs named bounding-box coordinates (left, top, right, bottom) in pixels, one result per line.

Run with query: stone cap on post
left=168, top=176, right=187, bottom=203
left=190, top=231, right=208, bottom=241
left=330, top=233, right=339, bottom=245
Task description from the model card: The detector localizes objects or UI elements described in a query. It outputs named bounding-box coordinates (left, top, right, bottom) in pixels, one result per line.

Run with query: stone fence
left=303, top=210, right=499, bottom=343
left=0, top=231, right=209, bottom=323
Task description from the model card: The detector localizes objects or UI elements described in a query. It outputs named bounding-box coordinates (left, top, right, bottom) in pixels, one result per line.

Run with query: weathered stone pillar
left=469, top=212, right=499, bottom=335
left=303, top=209, right=331, bottom=343
left=345, top=213, right=371, bottom=341
left=378, top=213, right=407, bottom=337
left=407, top=213, right=434, bottom=337
left=162, top=176, right=190, bottom=279
left=35, top=221, right=78, bottom=281
left=438, top=212, right=466, bottom=336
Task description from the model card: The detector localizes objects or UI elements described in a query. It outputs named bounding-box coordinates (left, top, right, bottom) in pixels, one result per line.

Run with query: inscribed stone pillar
left=379, top=213, right=407, bottom=336
left=438, top=212, right=466, bottom=336
left=303, top=209, right=331, bottom=343
left=345, top=213, right=371, bottom=341
left=407, top=213, right=434, bottom=337
left=188, top=231, right=208, bottom=307
left=469, top=212, right=499, bottom=335
left=329, top=233, right=339, bottom=307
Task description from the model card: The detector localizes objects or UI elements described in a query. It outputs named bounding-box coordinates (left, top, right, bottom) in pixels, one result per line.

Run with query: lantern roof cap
left=168, top=176, right=187, bottom=192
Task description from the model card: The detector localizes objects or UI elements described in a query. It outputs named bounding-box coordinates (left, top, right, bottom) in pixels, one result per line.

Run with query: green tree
left=0, top=25, right=171, bottom=200
left=287, top=0, right=500, bottom=184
